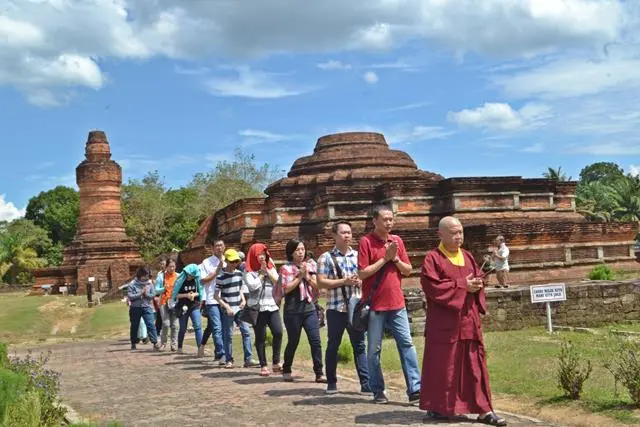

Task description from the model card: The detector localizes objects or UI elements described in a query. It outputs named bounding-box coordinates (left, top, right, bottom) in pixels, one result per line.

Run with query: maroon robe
left=419, top=247, right=493, bottom=415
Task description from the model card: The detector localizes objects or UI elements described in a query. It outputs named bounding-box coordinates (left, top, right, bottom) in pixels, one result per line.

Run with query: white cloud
left=382, top=101, right=431, bottom=113
left=238, top=129, right=299, bottom=145
left=496, top=58, right=640, bottom=99
left=317, top=60, right=351, bottom=70
left=205, top=67, right=311, bottom=99
left=174, top=65, right=211, bottom=75
left=630, top=165, right=640, bottom=176
left=386, top=126, right=456, bottom=144
left=0, top=0, right=627, bottom=105
left=568, top=141, right=640, bottom=156
left=0, top=195, right=25, bottom=222
left=363, top=71, right=379, bottom=84
left=448, top=102, right=552, bottom=131
left=522, top=143, right=545, bottom=153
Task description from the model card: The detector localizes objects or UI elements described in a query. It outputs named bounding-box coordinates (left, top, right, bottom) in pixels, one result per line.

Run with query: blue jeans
left=177, top=305, right=203, bottom=349
left=202, top=304, right=225, bottom=359
left=221, top=311, right=253, bottom=363
left=367, top=308, right=421, bottom=397
left=326, top=310, right=368, bottom=387
left=129, top=306, right=157, bottom=347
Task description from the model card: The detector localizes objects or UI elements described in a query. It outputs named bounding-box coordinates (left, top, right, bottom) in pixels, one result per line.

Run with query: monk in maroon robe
left=419, top=216, right=507, bottom=426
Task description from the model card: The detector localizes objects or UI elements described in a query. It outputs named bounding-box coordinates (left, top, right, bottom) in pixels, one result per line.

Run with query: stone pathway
left=17, top=340, right=558, bottom=426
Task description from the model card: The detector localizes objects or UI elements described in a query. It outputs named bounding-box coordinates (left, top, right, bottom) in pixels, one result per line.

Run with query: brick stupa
left=181, top=131, right=640, bottom=286
left=33, top=131, right=143, bottom=296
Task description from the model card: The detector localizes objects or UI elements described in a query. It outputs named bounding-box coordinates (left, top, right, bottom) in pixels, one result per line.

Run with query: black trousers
left=253, top=310, right=283, bottom=367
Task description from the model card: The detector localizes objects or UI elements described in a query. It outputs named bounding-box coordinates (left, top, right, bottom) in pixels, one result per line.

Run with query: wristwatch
left=392, top=258, right=400, bottom=264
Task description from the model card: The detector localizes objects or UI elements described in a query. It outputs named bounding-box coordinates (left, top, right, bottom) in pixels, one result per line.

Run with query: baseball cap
left=224, top=248, right=242, bottom=263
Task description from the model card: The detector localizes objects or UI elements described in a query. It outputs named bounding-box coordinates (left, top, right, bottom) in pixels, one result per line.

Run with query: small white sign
left=88, top=277, right=96, bottom=283
left=530, top=283, right=566, bottom=303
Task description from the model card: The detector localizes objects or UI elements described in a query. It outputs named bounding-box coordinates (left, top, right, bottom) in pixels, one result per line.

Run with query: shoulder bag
left=351, top=262, right=389, bottom=333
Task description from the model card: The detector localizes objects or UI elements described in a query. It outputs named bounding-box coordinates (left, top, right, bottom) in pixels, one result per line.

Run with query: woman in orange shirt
left=155, top=259, right=179, bottom=351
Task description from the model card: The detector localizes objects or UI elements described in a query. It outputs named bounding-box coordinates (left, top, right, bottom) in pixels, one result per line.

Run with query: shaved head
left=438, top=216, right=462, bottom=231
left=438, top=216, right=464, bottom=251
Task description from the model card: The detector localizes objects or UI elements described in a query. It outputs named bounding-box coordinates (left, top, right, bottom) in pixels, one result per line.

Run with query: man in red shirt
left=358, top=205, right=421, bottom=404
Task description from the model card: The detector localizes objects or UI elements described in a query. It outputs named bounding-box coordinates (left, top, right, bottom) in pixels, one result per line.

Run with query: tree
left=0, top=219, right=50, bottom=284
left=24, top=186, right=79, bottom=245
left=579, top=162, right=624, bottom=185
left=543, top=166, right=572, bottom=181
left=610, top=174, right=640, bottom=223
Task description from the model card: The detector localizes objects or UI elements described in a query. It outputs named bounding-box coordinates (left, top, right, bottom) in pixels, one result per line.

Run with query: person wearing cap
left=215, top=248, right=257, bottom=368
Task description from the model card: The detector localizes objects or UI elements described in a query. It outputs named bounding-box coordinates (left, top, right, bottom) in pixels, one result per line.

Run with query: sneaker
left=177, top=348, right=184, bottom=354
left=408, top=391, right=420, bottom=404
left=170, top=345, right=177, bottom=352
left=159, top=344, right=166, bottom=352
left=153, top=343, right=161, bottom=352
left=225, top=361, right=234, bottom=369
left=360, top=384, right=372, bottom=394
left=130, top=346, right=137, bottom=352
left=315, top=375, right=327, bottom=384
left=373, top=392, right=389, bottom=404
left=260, top=366, right=271, bottom=377
left=142, top=338, right=149, bottom=344
left=282, top=373, right=294, bottom=382
left=197, top=345, right=205, bottom=358
left=325, top=383, right=338, bottom=394
left=218, top=359, right=227, bottom=366
left=214, top=356, right=224, bottom=363
left=244, top=359, right=259, bottom=368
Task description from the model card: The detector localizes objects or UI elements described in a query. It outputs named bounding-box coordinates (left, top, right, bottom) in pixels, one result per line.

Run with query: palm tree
left=0, top=229, right=47, bottom=284
left=543, top=166, right=572, bottom=181
left=576, top=181, right=615, bottom=222
left=610, top=175, right=640, bottom=223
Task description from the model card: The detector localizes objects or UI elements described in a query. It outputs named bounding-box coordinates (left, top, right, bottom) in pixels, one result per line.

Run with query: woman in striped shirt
left=244, top=243, right=283, bottom=377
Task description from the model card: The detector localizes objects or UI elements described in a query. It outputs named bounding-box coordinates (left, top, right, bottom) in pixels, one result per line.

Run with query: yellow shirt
left=438, top=242, right=465, bottom=267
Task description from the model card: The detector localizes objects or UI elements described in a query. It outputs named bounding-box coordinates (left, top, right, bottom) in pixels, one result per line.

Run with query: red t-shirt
left=358, top=232, right=410, bottom=311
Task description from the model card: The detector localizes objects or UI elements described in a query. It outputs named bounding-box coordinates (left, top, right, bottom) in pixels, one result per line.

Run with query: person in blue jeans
left=358, top=205, right=421, bottom=404
left=215, top=248, right=256, bottom=368
left=127, top=266, right=160, bottom=352
left=317, top=220, right=370, bottom=394
left=171, top=263, right=204, bottom=354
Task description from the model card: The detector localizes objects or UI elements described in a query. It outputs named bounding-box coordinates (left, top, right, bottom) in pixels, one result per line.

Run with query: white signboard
left=530, top=283, right=566, bottom=304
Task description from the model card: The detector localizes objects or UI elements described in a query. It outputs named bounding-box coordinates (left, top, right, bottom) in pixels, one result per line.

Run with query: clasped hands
left=383, top=241, right=400, bottom=264
left=466, top=273, right=484, bottom=293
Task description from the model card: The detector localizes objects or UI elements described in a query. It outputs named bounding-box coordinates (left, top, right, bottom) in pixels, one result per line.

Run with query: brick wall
left=405, top=279, right=640, bottom=335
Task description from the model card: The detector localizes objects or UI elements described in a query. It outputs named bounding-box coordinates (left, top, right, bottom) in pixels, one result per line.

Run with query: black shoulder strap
left=330, top=253, right=349, bottom=306
left=366, top=262, right=389, bottom=305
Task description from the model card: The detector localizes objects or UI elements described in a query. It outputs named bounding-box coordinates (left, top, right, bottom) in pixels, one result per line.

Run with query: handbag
left=351, top=262, right=389, bottom=333
left=239, top=275, right=266, bottom=326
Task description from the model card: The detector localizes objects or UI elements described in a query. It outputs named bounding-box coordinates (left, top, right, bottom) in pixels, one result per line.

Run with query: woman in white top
left=243, top=243, right=283, bottom=377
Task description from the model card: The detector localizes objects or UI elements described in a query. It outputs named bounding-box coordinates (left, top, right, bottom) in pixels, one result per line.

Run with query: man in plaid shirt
left=318, top=220, right=370, bottom=394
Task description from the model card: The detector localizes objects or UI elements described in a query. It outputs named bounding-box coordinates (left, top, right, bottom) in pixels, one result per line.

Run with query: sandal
left=272, top=363, right=283, bottom=373
left=260, top=366, right=270, bottom=377
left=478, top=412, right=507, bottom=426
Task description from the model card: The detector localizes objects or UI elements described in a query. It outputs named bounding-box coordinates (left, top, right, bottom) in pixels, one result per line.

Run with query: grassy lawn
left=3, top=291, right=640, bottom=425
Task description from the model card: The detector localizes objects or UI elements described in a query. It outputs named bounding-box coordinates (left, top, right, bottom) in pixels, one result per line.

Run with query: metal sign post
left=530, top=283, right=567, bottom=334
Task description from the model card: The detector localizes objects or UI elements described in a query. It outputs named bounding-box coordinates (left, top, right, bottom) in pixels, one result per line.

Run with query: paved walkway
left=19, top=340, right=557, bottom=426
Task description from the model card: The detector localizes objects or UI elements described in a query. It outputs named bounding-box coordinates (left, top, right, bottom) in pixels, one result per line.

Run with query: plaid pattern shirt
left=317, top=247, right=360, bottom=312
left=279, top=262, right=315, bottom=302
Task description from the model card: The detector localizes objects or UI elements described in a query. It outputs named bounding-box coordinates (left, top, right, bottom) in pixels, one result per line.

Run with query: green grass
left=4, top=292, right=640, bottom=424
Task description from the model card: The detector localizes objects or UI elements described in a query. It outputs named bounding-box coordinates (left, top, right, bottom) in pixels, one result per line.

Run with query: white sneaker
left=197, top=345, right=205, bottom=358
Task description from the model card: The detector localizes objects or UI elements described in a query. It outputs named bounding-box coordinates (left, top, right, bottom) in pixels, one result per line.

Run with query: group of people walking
left=125, top=205, right=507, bottom=426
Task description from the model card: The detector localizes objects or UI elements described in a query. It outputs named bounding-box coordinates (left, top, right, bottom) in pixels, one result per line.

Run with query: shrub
left=0, top=367, right=28, bottom=423
left=337, top=339, right=352, bottom=364
left=0, top=342, right=8, bottom=368
left=588, top=264, right=613, bottom=280
left=557, top=340, right=592, bottom=399
left=265, top=330, right=273, bottom=347
left=4, top=390, right=41, bottom=427
left=605, top=339, right=640, bottom=407
left=8, top=350, right=67, bottom=426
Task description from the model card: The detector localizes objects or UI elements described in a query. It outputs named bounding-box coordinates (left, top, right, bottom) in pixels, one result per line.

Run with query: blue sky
left=1, top=0, right=640, bottom=220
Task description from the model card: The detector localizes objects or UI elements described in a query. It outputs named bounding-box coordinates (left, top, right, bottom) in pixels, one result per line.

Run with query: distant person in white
left=492, top=236, right=510, bottom=288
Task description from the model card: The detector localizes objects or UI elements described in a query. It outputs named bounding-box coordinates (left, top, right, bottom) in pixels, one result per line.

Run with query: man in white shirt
left=198, top=239, right=226, bottom=360
left=492, top=236, right=510, bottom=288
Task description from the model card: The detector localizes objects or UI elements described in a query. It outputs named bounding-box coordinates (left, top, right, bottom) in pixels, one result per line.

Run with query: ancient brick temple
left=181, top=131, right=639, bottom=287
left=33, top=131, right=143, bottom=296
